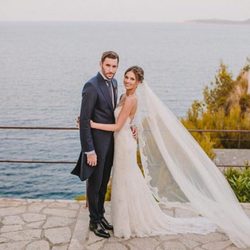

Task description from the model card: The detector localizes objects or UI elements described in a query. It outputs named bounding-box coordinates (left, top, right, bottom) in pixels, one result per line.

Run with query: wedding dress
left=111, top=105, right=217, bottom=239
left=111, top=82, right=250, bottom=248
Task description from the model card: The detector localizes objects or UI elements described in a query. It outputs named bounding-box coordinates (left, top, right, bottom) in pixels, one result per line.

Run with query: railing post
left=238, top=131, right=241, bottom=149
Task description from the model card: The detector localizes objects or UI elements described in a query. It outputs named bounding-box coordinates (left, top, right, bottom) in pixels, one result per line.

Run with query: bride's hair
left=125, top=66, right=144, bottom=83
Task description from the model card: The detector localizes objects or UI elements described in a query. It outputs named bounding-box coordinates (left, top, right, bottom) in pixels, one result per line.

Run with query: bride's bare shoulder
left=125, top=94, right=137, bottom=105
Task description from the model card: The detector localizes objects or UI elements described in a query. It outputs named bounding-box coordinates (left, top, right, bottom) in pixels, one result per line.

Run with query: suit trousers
left=87, top=139, right=114, bottom=223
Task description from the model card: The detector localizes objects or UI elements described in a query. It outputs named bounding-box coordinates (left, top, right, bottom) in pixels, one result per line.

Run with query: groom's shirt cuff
left=85, top=150, right=95, bottom=155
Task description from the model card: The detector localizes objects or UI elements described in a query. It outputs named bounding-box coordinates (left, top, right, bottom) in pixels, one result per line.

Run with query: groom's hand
left=87, top=153, right=97, bottom=167
left=76, top=116, right=80, bottom=129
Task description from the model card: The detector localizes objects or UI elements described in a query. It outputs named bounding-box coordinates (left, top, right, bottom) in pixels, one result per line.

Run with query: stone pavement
left=0, top=198, right=250, bottom=250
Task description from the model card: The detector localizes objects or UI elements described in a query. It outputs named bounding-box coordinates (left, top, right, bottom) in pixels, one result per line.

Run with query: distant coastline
left=187, top=18, right=250, bottom=25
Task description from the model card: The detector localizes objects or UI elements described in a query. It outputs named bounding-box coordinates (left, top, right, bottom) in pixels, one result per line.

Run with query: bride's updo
left=124, top=66, right=144, bottom=83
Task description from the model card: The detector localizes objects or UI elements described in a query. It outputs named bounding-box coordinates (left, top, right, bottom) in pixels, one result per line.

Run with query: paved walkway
left=0, top=198, right=249, bottom=250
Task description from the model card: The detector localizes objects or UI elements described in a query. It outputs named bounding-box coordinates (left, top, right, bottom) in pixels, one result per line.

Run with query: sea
left=0, top=21, right=249, bottom=199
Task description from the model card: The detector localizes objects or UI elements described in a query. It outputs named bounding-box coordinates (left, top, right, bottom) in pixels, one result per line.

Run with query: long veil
left=136, top=82, right=250, bottom=248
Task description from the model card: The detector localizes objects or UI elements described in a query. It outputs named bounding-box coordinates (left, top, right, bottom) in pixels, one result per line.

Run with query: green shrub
left=182, top=62, right=250, bottom=154
left=224, top=166, right=250, bottom=202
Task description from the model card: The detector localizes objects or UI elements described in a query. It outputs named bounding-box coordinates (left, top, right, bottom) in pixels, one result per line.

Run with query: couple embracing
left=71, top=51, right=250, bottom=248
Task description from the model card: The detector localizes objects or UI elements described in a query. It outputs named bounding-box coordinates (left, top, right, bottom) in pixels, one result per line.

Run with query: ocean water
left=0, top=22, right=250, bottom=199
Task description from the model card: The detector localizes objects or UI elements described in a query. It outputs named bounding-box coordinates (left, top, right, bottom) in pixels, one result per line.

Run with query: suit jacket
left=71, top=72, right=118, bottom=181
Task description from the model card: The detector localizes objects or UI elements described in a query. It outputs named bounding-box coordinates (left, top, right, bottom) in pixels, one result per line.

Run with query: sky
left=0, top=0, right=250, bottom=22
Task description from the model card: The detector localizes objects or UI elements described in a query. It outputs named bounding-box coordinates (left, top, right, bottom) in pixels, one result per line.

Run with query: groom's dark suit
left=71, top=72, right=117, bottom=223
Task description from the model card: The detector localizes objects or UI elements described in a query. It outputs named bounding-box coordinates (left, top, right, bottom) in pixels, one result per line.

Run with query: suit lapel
left=96, top=73, right=113, bottom=111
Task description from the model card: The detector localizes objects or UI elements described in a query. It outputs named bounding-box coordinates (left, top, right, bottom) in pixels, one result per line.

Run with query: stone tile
left=0, top=224, right=23, bottom=233
left=106, top=237, right=130, bottom=244
left=86, top=239, right=106, bottom=250
left=27, top=199, right=43, bottom=203
left=156, top=241, right=187, bottom=250
left=103, top=242, right=128, bottom=250
left=0, top=199, right=248, bottom=250
left=68, top=209, right=89, bottom=250
left=194, top=247, right=204, bottom=250
left=43, top=208, right=77, bottom=218
left=68, top=203, right=81, bottom=210
left=26, top=240, right=50, bottom=250
left=2, top=215, right=25, bottom=225
left=44, top=227, right=71, bottom=244
left=43, top=216, right=75, bottom=229
left=48, top=202, right=69, bottom=208
left=87, top=231, right=106, bottom=246
left=104, top=204, right=111, bottom=212
left=0, top=237, right=9, bottom=243
left=180, top=238, right=201, bottom=248
left=225, top=246, right=242, bottom=250
left=22, top=213, right=46, bottom=222
left=52, top=245, right=69, bottom=250
left=57, top=199, right=76, bottom=203
left=156, top=234, right=180, bottom=241
left=127, top=237, right=159, bottom=250
left=183, top=232, right=228, bottom=244
left=68, top=239, right=86, bottom=250
left=28, top=203, right=48, bottom=213
left=42, top=199, right=56, bottom=203
left=26, top=221, right=45, bottom=229
left=0, top=240, right=30, bottom=250
left=202, top=240, right=232, bottom=250
left=0, top=206, right=26, bottom=216
left=1, top=229, right=41, bottom=241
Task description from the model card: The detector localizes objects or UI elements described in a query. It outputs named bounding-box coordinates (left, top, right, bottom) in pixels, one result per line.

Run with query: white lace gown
left=111, top=106, right=217, bottom=239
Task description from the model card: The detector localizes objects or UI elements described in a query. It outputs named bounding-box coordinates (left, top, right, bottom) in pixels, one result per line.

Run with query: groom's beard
left=105, top=72, right=115, bottom=79
left=101, top=66, right=117, bottom=80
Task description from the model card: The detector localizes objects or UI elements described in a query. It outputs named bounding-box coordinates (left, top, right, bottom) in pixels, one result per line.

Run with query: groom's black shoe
left=89, top=222, right=110, bottom=238
left=100, top=217, right=113, bottom=231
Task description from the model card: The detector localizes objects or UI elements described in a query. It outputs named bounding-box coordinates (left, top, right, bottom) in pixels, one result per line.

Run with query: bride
left=90, top=66, right=250, bottom=248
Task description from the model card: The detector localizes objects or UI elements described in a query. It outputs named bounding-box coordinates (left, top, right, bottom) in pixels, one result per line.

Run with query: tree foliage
left=182, top=62, right=250, bottom=157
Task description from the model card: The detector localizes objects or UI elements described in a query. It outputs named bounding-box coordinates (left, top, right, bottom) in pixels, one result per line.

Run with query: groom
left=71, top=51, right=119, bottom=238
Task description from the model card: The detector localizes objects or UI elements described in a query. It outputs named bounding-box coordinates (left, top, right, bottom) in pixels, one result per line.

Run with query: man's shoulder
left=83, top=74, right=99, bottom=89
left=87, top=74, right=98, bottom=85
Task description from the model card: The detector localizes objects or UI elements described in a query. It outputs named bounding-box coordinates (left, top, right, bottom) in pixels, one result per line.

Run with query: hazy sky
left=0, top=0, right=250, bottom=22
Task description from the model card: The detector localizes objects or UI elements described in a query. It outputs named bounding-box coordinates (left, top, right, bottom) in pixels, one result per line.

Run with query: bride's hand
left=90, top=120, right=95, bottom=128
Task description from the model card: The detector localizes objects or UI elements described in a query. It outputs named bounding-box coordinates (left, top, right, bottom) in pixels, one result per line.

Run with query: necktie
left=106, top=80, right=114, bottom=108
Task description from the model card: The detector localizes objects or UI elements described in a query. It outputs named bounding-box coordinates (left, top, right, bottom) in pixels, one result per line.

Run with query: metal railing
left=0, top=126, right=250, bottom=168
left=0, top=126, right=78, bottom=131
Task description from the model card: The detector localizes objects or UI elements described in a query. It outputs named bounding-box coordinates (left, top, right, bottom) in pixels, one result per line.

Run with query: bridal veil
left=136, top=82, right=250, bottom=248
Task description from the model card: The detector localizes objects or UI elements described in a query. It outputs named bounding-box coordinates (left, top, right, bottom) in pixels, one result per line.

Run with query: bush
left=224, top=166, right=250, bottom=202
left=182, top=62, right=250, bottom=154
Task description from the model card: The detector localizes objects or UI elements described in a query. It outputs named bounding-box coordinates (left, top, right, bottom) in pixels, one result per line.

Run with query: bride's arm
left=91, top=97, right=136, bottom=132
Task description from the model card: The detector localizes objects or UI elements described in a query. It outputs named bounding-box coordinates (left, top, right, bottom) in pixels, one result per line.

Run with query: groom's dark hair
left=101, top=51, right=119, bottom=63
